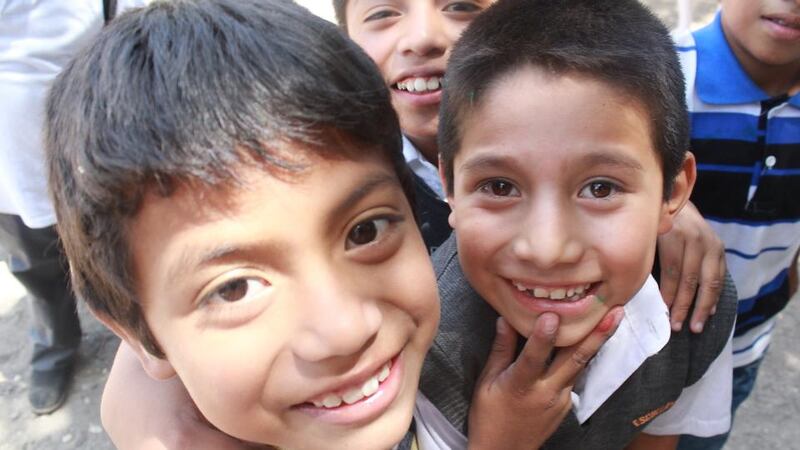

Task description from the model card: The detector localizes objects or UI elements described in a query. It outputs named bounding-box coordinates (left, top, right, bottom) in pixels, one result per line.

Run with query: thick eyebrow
left=458, top=149, right=645, bottom=174
left=577, top=151, right=645, bottom=172
left=458, top=153, right=519, bottom=175
left=329, top=171, right=398, bottom=221
left=165, top=171, right=398, bottom=284
left=167, top=241, right=288, bottom=285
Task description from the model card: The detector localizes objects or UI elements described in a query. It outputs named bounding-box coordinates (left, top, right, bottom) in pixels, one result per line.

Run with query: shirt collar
left=570, top=275, right=671, bottom=424
left=693, top=12, right=800, bottom=107
left=402, top=135, right=445, bottom=199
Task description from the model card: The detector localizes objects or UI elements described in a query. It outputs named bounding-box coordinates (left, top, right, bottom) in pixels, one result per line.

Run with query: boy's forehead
left=455, top=67, right=661, bottom=174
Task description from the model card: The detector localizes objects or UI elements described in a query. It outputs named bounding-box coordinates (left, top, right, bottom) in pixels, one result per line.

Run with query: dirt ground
left=1, top=1, right=798, bottom=449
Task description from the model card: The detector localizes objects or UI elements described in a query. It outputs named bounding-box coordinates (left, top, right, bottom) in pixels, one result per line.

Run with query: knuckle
left=704, top=277, right=724, bottom=293
left=681, top=274, right=700, bottom=290
left=571, top=350, right=591, bottom=368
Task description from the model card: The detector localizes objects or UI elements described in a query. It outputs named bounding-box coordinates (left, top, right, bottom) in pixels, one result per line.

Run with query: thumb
left=478, top=317, right=518, bottom=384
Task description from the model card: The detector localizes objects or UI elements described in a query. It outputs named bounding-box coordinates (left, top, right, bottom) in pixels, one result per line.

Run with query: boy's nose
left=291, top=270, right=383, bottom=362
left=511, top=199, right=583, bottom=269
left=398, top=7, right=449, bottom=58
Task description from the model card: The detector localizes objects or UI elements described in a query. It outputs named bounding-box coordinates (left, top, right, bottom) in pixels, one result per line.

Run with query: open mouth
left=392, top=76, right=443, bottom=94
left=305, top=360, right=393, bottom=410
left=511, top=280, right=599, bottom=303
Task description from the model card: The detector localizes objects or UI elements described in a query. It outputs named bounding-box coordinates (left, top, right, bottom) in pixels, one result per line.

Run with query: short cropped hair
left=46, top=0, right=407, bottom=357
left=439, top=0, right=689, bottom=197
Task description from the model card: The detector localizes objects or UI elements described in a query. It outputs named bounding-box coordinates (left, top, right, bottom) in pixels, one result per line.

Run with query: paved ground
left=1, top=1, right=798, bottom=449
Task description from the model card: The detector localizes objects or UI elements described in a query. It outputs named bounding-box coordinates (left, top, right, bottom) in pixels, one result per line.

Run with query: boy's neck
left=723, top=28, right=800, bottom=97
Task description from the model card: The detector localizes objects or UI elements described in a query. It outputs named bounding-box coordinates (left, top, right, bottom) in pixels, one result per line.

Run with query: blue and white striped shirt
left=675, top=13, right=800, bottom=367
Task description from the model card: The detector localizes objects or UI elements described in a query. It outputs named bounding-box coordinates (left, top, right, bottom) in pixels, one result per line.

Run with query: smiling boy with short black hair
left=421, top=0, right=739, bottom=448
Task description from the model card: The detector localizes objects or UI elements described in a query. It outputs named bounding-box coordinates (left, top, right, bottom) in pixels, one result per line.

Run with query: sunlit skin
left=720, top=0, right=800, bottom=95
left=345, top=0, right=492, bottom=162
left=122, top=153, right=439, bottom=449
left=445, top=67, right=694, bottom=346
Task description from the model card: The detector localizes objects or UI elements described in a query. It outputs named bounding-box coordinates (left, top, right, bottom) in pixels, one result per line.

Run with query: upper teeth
left=396, top=76, right=442, bottom=93
left=513, top=282, right=592, bottom=301
left=311, top=362, right=391, bottom=409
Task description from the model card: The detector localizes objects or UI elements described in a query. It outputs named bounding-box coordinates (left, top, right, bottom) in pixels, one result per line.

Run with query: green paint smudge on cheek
left=594, top=294, right=607, bottom=304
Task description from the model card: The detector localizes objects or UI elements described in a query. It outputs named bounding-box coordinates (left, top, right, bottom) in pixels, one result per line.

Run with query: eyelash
left=198, top=274, right=272, bottom=324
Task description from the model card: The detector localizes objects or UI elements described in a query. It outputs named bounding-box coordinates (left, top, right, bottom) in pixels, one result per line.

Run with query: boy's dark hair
left=46, top=0, right=407, bottom=357
left=332, top=0, right=347, bottom=29
left=439, top=0, right=689, bottom=197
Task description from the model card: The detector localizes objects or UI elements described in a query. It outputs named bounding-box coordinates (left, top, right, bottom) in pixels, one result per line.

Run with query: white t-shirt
left=0, top=0, right=145, bottom=227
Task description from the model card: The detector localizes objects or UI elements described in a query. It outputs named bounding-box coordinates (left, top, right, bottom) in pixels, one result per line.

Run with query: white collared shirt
left=413, top=276, right=733, bottom=449
left=402, top=136, right=445, bottom=200
left=571, top=275, right=732, bottom=437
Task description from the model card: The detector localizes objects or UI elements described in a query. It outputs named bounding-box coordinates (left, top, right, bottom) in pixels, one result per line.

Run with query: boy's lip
left=504, top=278, right=603, bottom=317
left=295, top=353, right=400, bottom=409
left=762, top=13, right=800, bottom=40
left=389, top=68, right=445, bottom=107
left=293, top=354, right=405, bottom=426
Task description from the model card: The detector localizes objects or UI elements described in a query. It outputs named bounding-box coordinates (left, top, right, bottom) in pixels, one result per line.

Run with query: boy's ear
left=658, top=152, right=697, bottom=234
left=93, top=311, right=177, bottom=381
left=438, top=156, right=457, bottom=229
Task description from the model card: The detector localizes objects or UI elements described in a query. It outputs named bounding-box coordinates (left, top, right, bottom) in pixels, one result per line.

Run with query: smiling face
left=446, top=67, right=692, bottom=346
left=720, top=0, right=800, bottom=90
left=345, top=0, right=491, bottom=161
left=127, top=152, right=439, bottom=448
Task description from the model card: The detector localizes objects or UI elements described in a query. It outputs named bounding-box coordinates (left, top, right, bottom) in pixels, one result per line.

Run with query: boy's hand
left=467, top=308, right=624, bottom=450
left=102, top=343, right=254, bottom=450
left=657, top=201, right=726, bottom=333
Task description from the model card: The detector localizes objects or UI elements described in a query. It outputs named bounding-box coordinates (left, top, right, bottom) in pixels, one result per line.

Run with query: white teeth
left=322, top=395, right=342, bottom=408
left=514, top=281, right=593, bottom=302
left=378, top=363, right=390, bottom=382
left=396, top=76, right=443, bottom=93
left=361, top=376, right=379, bottom=397
left=342, top=386, right=365, bottom=405
left=311, top=361, right=392, bottom=409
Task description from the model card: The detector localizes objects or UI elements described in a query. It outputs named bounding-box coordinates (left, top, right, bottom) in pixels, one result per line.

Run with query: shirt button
left=765, top=155, right=777, bottom=169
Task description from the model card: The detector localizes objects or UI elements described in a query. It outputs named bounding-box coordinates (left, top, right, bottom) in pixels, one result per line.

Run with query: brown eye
left=480, top=179, right=518, bottom=197
left=346, top=217, right=393, bottom=249
left=349, top=221, right=378, bottom=245
left=217, top=279, right=248, bottom=302
left=208, top=278, right=269, bottom=304
left=590, top=182, right=612, bottom=198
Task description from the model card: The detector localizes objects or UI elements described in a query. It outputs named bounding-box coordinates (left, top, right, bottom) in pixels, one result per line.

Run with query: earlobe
left=658, top=152, right=697, bottom=234
left=93, top=311, right=177, bottom=381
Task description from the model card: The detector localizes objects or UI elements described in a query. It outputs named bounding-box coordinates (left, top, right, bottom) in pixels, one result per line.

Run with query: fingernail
left=692, top=321, right=705, bottom=333
left=671, top=321, right=683, bottom=332
left=541, top=313, right=559, bottom=335
left=710, top=305, right=717, bottom=315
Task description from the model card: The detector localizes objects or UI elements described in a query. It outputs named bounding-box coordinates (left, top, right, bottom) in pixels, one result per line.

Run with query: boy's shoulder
left=424, top=233, right=498, bottom=434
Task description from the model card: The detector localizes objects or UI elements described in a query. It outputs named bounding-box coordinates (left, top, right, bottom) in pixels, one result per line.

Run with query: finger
left=657, top=234, right=683, bottom=307
left=505, top=313, right=559, bottom=393
left=689, top=252, right=726, bottom=333
left=669, top=238, right=702, bottom=332
left=547, top=306, right=624, bottom=388
left=478, top=317, right=518, bottom=384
